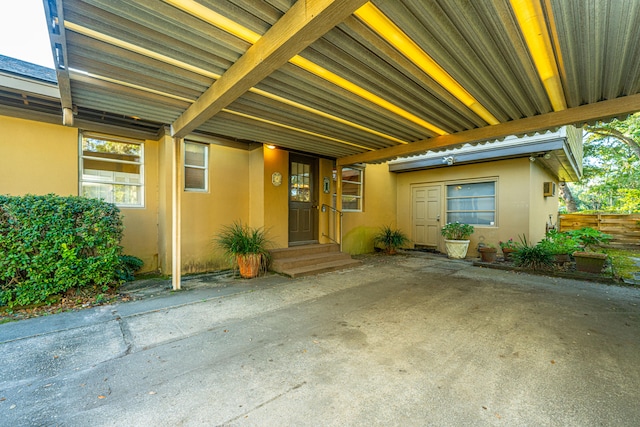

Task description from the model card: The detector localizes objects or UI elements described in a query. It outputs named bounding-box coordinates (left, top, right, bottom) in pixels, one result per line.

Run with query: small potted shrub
left=567, top=227, right=612, bottom=273
left=441, top=222, right=474, bottom=259
left=478, top=243, right=497, bottom=263
left=499, top=238, right=519, bottom=261
left=538, top=230, right=580, bottom=265
left=373, top=225, right=410, bottom=255
left=216, top=221, right=271, bottom=278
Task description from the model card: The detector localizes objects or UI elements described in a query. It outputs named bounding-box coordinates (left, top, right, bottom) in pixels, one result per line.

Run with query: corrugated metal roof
left=10, top=1, right=640, bottom=160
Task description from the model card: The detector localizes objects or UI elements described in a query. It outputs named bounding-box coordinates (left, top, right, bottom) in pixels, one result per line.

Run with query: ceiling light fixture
left=354, top=2, right=499, bottom=126
left=510, top=0, right=566, bottom=111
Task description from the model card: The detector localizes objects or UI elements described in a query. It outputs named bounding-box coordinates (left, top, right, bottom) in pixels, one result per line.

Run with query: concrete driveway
left=1, top=252, right=639, bottom=426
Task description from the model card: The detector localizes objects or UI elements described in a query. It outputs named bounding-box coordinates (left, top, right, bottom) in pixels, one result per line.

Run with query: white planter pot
left=444, top=239, right=470, bottom=259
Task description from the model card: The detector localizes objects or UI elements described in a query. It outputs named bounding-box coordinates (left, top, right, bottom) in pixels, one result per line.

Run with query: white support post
left=171, top=137, right=183, bottom=290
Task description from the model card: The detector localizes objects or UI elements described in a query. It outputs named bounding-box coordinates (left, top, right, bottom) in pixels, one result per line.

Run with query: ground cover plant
left=0, top=194, right=130, bottom=308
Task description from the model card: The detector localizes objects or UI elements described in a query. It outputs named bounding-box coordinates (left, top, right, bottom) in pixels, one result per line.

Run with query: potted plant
left=567, top=227, right=612, bottom=273
left=499, top=238, right=519, bottom=261
left=373, top=225, right=410, bottom=254
left=538, top=230, right=580, bottom=265
left=478, top=243, right=497, bottom=263
left=216, top=221, right=271, bottom=278
left=441, top=222, right=474, bottom=259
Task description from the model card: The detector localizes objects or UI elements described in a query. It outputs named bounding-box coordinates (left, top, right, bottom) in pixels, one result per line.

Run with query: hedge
left=0, top=194, right=125, bottom=307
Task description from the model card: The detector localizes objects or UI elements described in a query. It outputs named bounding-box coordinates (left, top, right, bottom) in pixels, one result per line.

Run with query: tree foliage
left=561, top=113, right=640, bottom=212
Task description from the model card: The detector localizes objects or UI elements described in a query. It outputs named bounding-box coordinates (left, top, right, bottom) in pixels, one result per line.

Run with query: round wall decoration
left=271, top=171, right=282, bottom=186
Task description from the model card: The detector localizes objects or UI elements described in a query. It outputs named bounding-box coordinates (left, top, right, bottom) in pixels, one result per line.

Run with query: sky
left=0, top=0, right=54, bottom=68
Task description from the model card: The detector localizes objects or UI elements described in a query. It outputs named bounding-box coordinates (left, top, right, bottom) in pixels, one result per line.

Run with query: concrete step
left=271, top=251, right=353, bottom=271
left=279, top=258, right=363, bottom=278
left=268, top=243, right=361, bottom=277
left=269, top=243, right=339, bottom=260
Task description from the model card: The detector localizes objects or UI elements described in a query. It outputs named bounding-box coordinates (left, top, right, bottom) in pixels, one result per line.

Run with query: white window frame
left=79, top=132, right=144, bottom=208
left=184, top=141, right=209, bottom=192
left=445, top=179, right=497, bottom=226
left=340, top=166, right=364, bottom=212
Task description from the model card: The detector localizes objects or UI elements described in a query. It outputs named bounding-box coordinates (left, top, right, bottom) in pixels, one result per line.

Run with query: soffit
left=35, top=0, right=640, bottom=160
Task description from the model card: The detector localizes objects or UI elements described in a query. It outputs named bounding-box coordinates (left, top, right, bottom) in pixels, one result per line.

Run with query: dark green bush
left=0, top=194, right=124, bottom=307
left=513, top=235, right=554, bottom=270
left=118, top=255, right=144, bottom=281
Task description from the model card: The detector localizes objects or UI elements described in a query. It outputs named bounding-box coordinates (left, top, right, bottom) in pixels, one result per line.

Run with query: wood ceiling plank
left=171, top=0, right=369, bottom=138
left=337, top=93, right=640, bottom=166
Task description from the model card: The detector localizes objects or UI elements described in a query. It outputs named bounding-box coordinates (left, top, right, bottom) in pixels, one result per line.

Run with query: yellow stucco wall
left=528, top=161, right=560, bottom=244
left=1, top=115, right=78, bottom=195
left=341, top=163, right=398, bottom=254
left=181, top=143, right=250, bottom=273
left=395, top=158, right=555, bottom=257
left=262, top=147, right=289, bottom=247
left=118, top=137, right=159, bottom=273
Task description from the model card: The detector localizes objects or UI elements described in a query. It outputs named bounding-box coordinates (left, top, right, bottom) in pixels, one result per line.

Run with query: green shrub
left=0, top=194, right=124, bottom=307
left=513, top=235, right=554, bottom=270
left=118, top=255, right=144, bottom=281
left=373, top=225, right=410, bottom=254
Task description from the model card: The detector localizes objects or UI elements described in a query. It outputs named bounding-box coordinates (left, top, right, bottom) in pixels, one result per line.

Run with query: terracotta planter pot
left=479, top=247, right=497, bottom=263
left=444, top=239, right=470, bottom=259
left=572, top=251, right=607, bottom=274
left=237, top=253, right=262, bottom=278
left=501, top=248, right=516, bottom=261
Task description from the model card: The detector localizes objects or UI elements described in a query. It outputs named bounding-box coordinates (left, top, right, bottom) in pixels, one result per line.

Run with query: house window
left=80, top=134, right=144, bottom=207
left=341, top=167, right=363, bottom=212
left=446, top=181, right=496, bottom=225
left=184, top=142, right=208, bottom=191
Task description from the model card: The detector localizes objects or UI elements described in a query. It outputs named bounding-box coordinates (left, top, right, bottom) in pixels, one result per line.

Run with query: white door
left=412, top=185, right=441, bottom=246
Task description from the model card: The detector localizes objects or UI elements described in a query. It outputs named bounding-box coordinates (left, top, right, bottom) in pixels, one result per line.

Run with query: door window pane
left=290, top=161, right=311, bottom=202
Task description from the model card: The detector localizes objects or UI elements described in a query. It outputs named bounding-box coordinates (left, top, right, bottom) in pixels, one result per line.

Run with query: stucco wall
left=395, top=158, right=550, bottom=257
left=528, top=161, right=560, bottom=244
left=118, top=136, right=160, bottom=272
left=181, top=143, right=250, bottom=273
left=1, top=115, right=78, bottom=195
left=262, top=147, right=289, bottom=247
left=341, top=163, right=398, bottom=254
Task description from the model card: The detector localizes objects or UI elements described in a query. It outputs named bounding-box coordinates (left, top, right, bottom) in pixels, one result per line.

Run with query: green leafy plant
left=566, top=227, right=612, bottom=251
left=512, top=235, right=554, bottom=270
left=0, top=194, right=124, bottom=307
left=499, top=238, right=519, bottom=250
left=373, top=225, right=410, bottom=254
left=215, top=221, right=271, bottom=277
left=538, top=230, right=580, bottom=255
left=441, top=222, right=474, bottom=240
left=117, top=255, right=144, bottom=281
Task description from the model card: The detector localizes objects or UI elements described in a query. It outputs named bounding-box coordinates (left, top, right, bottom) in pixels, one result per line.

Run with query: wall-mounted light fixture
left=265, top=144, right=276, bottom=150
left=443, top=156, right=455, bottom=166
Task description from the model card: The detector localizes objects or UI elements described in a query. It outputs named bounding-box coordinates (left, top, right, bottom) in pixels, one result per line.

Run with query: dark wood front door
left=289, top=154, right=318, bottom=245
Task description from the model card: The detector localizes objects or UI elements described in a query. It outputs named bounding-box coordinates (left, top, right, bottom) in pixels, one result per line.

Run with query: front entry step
left=269, top=243, right=362, bottom=278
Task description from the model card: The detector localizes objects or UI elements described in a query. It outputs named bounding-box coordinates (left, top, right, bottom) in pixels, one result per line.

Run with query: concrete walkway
left=1, top=252, right=639, bottom=426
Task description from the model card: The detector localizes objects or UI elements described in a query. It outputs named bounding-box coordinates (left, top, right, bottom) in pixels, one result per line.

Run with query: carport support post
left=171, top=137, right=183, bottom=290
left=335, top=165, right=343, bottom=250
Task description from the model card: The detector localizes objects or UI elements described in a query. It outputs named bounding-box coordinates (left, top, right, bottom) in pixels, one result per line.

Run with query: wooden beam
left=171, top=0, right=368, bottom=138
left=337, top=93, right=640, bottom=166
left=42, top=0, right=73, bottom=117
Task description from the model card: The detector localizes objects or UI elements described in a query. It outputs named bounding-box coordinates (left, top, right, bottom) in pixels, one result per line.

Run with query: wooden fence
left=558, top=213, right=640, bottom=247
